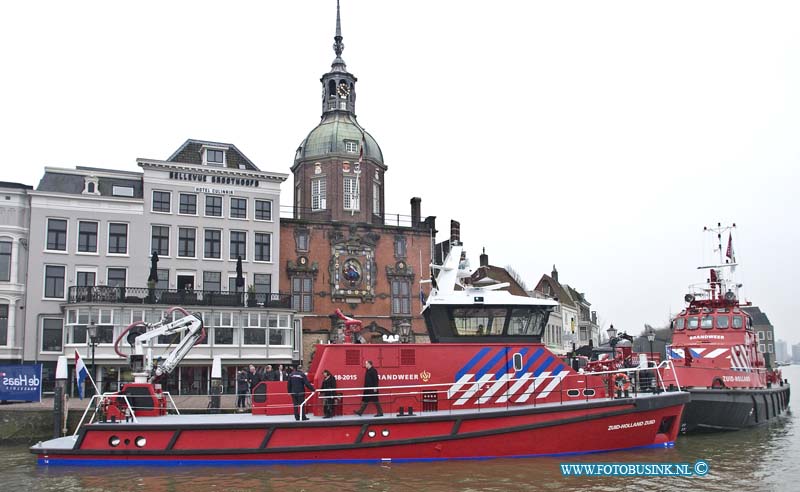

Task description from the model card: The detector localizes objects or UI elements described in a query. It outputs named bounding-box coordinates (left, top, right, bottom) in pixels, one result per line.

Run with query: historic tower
left=292, top=0, right=386, bottom=224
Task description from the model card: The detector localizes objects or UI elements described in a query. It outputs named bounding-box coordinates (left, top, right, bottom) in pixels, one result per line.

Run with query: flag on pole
left=419, top=287, right=426, bottom=306
left=75, top=349, right=89, bottom=400
left=358, top=131, right=365, bottom=165
left=725, top=233, right=735, bottom=262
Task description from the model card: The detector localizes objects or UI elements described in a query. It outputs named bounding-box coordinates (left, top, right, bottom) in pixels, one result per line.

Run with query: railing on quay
left=67, top=286, right=292, bottom=309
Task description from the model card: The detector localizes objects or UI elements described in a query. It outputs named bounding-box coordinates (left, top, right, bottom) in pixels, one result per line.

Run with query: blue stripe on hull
left=37, top=442, right=675, bottom=467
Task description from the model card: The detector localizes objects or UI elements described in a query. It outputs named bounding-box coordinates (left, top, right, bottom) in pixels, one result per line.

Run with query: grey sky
left=2, top=1, right=798, bottom=344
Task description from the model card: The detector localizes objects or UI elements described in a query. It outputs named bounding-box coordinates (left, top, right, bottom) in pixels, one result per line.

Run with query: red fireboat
left=31, top=241, right=688, bottom=465
left=665, top=224, right=790, bottom=432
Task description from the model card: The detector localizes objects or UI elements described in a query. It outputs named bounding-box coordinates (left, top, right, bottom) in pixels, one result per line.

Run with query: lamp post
left=647, top=327, right=656, bottom=362
left=87, top=321, right=98, bottom=397
left=398, top=321, right=411, bottom=344
left=606, top=324, right=618, bottom=363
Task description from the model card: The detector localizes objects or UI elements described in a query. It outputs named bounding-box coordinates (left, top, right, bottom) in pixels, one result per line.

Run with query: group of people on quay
left=235, top=361, right=382, bottom=420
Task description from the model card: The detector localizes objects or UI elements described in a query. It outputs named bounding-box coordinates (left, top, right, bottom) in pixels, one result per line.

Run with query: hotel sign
left=169, top=171, right=260, bottom=188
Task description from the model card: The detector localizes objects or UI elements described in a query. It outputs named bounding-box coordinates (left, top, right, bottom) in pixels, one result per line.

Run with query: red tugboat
left=667, top=224, right=790, bottom=432
left=31, top=242, right=688, bottom=465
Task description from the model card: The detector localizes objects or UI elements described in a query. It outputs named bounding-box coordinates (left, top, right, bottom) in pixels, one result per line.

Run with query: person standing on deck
left=287, top=364, right=315, bottom=421
left=354, top=360, right=383, bottom=417
left=321, top=370, right=338, bottom=418
left=236, top=370, right=249, bottom=411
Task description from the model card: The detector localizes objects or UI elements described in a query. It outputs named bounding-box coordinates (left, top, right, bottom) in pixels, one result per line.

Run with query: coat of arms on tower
left=329, top=228, right=379, bottom=302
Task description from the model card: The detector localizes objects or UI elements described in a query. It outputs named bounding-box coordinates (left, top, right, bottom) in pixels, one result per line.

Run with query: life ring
left=614, top=373, right=631, bottom=391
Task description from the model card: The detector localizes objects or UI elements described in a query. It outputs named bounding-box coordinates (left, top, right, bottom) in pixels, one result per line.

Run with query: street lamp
left=647, top=327, right=656, bottom=361
left=607, top=324, right=618, bottom=362
left=398, top=321, right=412, bottom=344
left=86, top=321, right=99, bottom=397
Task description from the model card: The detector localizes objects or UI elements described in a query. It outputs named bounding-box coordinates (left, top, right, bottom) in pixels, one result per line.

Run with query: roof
left=36, top=169, right=143, bottom=198
left=0, top=181, right=33, bottom=190
left=533, top=274, right=576, bottom=308
left=168, top=139, right=260, bottom=171
left=294, top=111, right=383, bottom=167
left=742, top=306, right=773, bottom=327
left=470, top=265, right=530, bottom=297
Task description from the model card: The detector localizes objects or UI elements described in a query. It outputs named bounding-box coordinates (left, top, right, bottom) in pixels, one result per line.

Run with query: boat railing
left=73, top=392, right=138, bottom=435
left=300, top=360, right=682, bottom=417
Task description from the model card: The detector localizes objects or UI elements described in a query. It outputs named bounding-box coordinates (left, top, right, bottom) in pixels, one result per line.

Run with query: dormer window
left=82, top=176, right=100, bottom=195
left=344, top=141, right=358, bottom=153
left=202, top=145, right=228, bottom=166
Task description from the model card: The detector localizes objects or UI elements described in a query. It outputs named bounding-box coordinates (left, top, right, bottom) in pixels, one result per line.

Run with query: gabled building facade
left=0, top=181, right=32, bottom=364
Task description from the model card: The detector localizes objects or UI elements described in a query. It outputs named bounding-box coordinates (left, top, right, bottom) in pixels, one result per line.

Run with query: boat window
left=674, top=318, right=685, bottom=330
left=507, top=308, right=547, bottom=336
left=513, top=353, right=524, bottom=372
left=687, top=317, right=699, bottom=330
left=700, top=315, right=714, bottom=329
left=732, top=316, right=743, bottom=329
left=451, top=307, right=505, bottom=336
left=716, top=316, right=729, bottom=329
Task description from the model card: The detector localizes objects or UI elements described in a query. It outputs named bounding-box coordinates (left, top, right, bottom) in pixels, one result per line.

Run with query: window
left=77, top=221, right=98, bottom=253
left=701, top=315, right=714, bottom=330
left=212, top=312, right=235, bottom=345
left=76, top=271, right=95, bottom=287
left=112, top=186, right=134, bottom=197
left=716, top=316, right=729, bottom=329
left=269, top=314, right=291, bottom=345
left=107, top=268, right=126, bottom=288
left=758, top=331, right=765, bottom=341
left=674, top=318, right=685, bottom=330
left=391, top=280, right=411, bottom=315
left=254, top=273, right=271, bottom=296
left=255, top=199, right=272, bottom=221
left=44, top=265, right=66, bottom=298
left=228, top=275, right=245, bottom=293
left=373, top=182, right=380, bottom=215
left=149, top=269, right=166, bottom=291
left=204, top=229, right=221, bottom=259
left=687, top=317, right=699, bottom=330
left=291, top=277, right=312, bottom=312
left=254, top=233, right=271, bottom=262
left=394, top=237, right=407, bottom=258
left=0, top=305, right=8, bottom=346
left=207, top=149, right=224, bottom=165
left=108, top=223, right=128, bottom=254
left=295, top=231, right=309, bottom=252
left=205, top=195, right=222, bottom=217
left=0, top=241, right=10, bottom=281
left=151, top=226, right=170, bottom=256
left=47, top=219, right=67, bottom=251
left=343, top=176, right=359, bottom=211
left=42, top=318, right=63, bottom=352
left=230, top=198, right=247, bottom=219
left=152, top=191, right=171, bottom=213
left=204, top=271, right=221, bottom=293
left=178, top=228, right=196, bottom=258
left=345, top=141, right=358, bottom=153
left=767, top=332, right=773, bottom=340
left=759, top=343, right=766, bottom=353
left=311, top=178, right=326, bottom=210
left=230, top=231, right=246, bottom=260
left=244, top=313, right=267, bottom=345
left=732, top=316, right=743, bottom=329
left=179, top=193, right=197, bottom=215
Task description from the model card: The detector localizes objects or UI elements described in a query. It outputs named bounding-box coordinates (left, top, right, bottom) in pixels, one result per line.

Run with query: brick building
left=281, top=4, right=436, bottom=359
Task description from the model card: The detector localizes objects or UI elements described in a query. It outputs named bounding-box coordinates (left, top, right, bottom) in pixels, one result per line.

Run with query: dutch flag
left=75, top=349, right=89, bottom=400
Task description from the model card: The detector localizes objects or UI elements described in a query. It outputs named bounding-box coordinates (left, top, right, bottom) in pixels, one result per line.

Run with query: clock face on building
left=336, top=82, right=350, bottom=98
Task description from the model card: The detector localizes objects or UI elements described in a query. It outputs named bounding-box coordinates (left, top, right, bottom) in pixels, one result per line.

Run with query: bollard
left=53, top=356, right=68, bottom=438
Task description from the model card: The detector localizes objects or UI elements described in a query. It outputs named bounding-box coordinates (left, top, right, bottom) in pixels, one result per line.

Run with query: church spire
left=332, top=0, right=346, bottom=70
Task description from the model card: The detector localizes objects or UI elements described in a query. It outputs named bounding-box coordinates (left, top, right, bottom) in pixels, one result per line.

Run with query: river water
left=2, top=365, right=797, bottom=492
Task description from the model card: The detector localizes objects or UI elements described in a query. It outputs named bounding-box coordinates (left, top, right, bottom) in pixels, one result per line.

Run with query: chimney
left=410, top=197, right=421, bottom=227
left=450, top=220, right=460, bottom=244
left=552, top=265, right=559, bottom=283
left=480, top=247, right=488, bottom=267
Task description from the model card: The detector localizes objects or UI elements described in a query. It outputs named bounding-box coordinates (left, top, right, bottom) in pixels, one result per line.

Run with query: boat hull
left=33, top=392, right=688, bottom=465
left=681, top=383, right=790, bottom=433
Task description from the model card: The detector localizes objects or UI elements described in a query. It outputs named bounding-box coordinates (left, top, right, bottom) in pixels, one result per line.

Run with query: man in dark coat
left=354, top=360, right=383, bottom=417
left=287, top=364, right=315, bottom=421
left=236, top=370, right=249, bottom=411
left=321, top=369, right=338, bottom=418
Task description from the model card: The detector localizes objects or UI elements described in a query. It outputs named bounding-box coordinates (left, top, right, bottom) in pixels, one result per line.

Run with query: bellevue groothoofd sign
left=0, top=364, right=42, bottom=402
